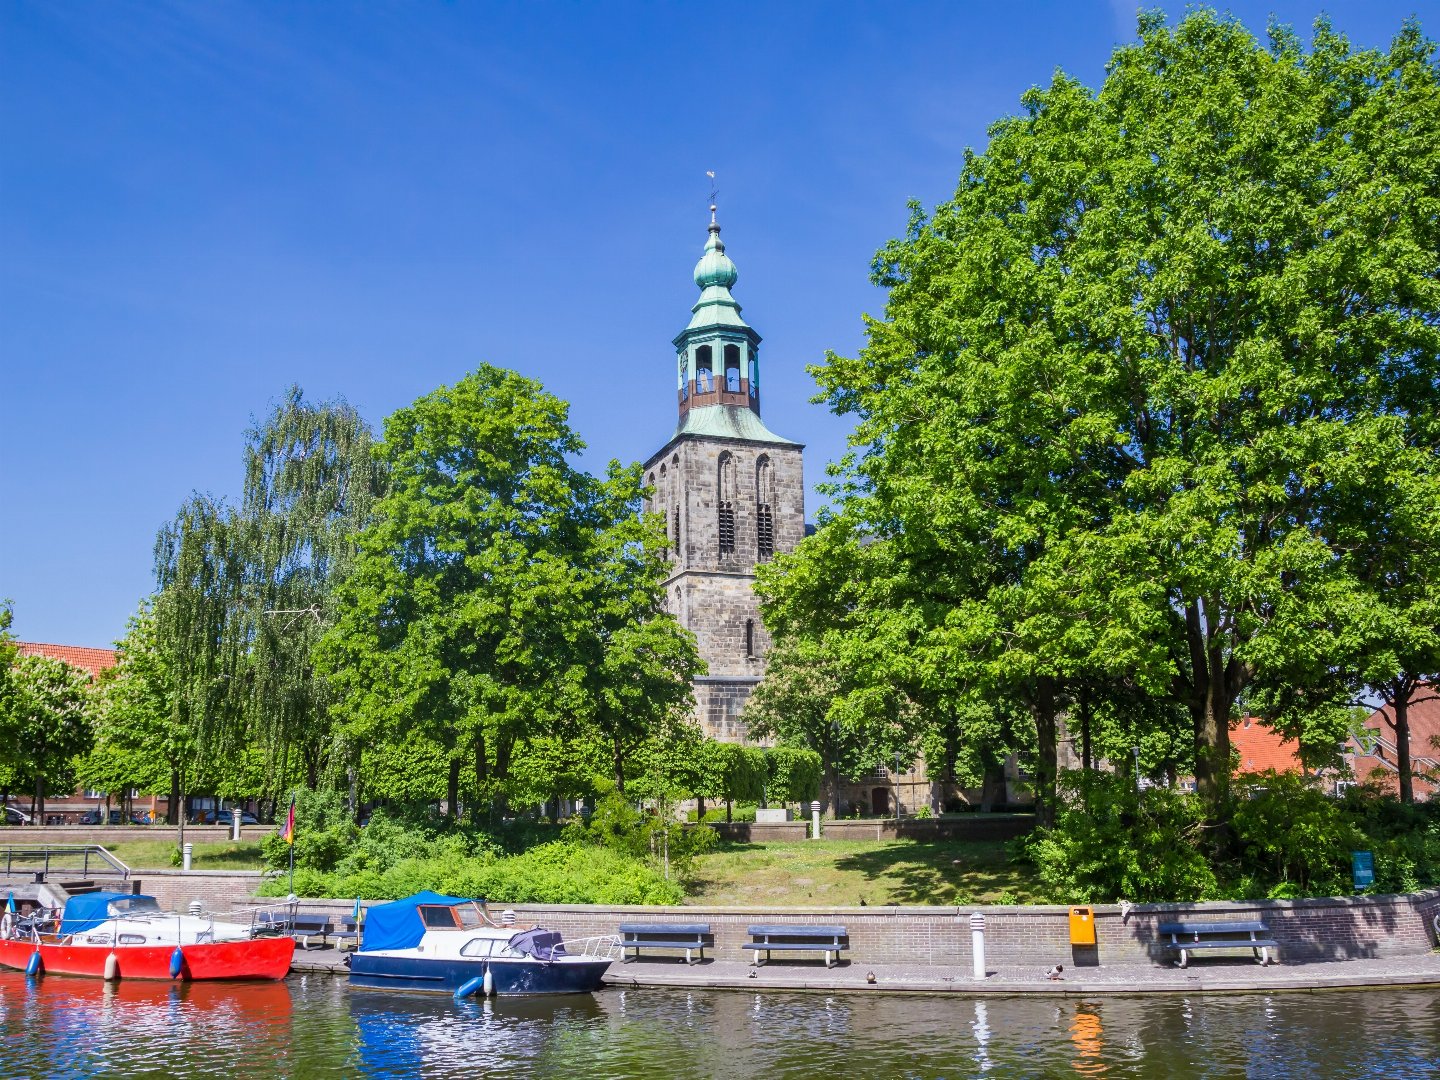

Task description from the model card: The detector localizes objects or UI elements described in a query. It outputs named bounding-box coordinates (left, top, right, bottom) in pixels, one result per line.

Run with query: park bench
left=250, top=908, right=334, bottom=949
left=331, top=915, right=361, bottom=951
left=618, top=922, right=714, bottom=965
left=1157, top=920, right=1278, bottom=968
left=742, top=924, right=848, bottom=968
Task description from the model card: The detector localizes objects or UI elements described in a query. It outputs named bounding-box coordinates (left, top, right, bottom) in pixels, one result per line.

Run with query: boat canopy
left=59, top=892, right=157, bottom=936
left=358, top=891, right=472, bottom=953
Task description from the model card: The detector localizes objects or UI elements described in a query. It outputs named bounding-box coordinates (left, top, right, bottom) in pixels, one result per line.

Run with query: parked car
left=79, top=809, right=148, bottom=825
left=201, top=809, right=259, bottom=826
left=2, top=805, right=32, bottom=826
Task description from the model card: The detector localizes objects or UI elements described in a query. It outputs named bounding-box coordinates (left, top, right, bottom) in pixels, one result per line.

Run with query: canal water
left=0, top=971, right=1436, bottom=1078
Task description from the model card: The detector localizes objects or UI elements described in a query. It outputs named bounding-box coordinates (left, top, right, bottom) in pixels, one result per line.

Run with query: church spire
left=674, top=199, right=762, bottom=422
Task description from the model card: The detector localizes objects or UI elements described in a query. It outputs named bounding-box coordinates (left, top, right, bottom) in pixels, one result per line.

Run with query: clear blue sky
left=1, top=1, right=1429, bottom=648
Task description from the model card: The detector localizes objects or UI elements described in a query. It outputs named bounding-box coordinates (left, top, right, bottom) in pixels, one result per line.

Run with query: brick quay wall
left=6, top=867, right=1436, bottom=970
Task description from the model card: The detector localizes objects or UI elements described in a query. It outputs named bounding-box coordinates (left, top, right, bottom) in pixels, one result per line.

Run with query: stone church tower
left=643, top=206, right=805, bottom=742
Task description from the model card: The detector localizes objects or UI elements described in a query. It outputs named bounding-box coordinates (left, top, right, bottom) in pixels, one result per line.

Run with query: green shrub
left=1232, top=772, right=1363, bottom=896
left=1026, top=772, right=1219, bottom=903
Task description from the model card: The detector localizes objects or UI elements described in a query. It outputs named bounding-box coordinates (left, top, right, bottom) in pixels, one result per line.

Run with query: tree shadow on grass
left=833, top=840, right=1038, bottom=906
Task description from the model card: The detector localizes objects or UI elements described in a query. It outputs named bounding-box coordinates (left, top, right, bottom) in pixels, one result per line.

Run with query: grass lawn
left=102, top=839, right=266, bottom=871
left=685, top=838, right=1045, bottom=907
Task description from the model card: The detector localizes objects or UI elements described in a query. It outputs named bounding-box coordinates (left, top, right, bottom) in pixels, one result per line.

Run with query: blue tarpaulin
left=358, top=891, right=470, bottom=953
left=58, top=892, right=146, bottom=936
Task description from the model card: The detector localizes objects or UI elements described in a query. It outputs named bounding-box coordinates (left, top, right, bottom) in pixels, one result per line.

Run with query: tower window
left=724, top=344, right=741, bottom=392
left=718, top=451, right=737, bottom=556
left=749, top=355, right=758, bottom=397
left=672, top=507, right=680, bottom=556
left=757, top=505, right=774, bottom=560
left=718, top=503, right=735, bottom=555
left=696, top=345, right=713, bottom=392
left=745, top=619, right=755, bottom=657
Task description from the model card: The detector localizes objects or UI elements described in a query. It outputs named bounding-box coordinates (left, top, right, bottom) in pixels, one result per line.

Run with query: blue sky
left=1, top=1, right=1430, bottom=648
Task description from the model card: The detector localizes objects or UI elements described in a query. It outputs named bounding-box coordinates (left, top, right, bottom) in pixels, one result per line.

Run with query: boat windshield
left=108, top=897, right=163, bottom=917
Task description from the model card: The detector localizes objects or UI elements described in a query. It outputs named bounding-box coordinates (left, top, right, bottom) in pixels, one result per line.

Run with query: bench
left=1157, top=921, right=1278, bottom=968
left=742, top=924, right=848, bottom=968
left=251, top=909, right=334, bottom=949
left=618, top=922, right=713, bottom=965
left=331, top=916, right=361, bottom=951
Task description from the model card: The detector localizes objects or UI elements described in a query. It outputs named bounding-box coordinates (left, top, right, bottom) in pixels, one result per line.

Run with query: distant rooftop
left=15, top=641, right=117, bottom=677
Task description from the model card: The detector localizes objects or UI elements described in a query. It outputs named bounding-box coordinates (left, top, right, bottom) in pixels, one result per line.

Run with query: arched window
left=717, top=451, right=737, bottom=556
left=724, top=344, right=741, bottom=392
left=672, top=506, right=680, bottom=556
left=748, top=351, right=759, bottom=398
left=678, top=352, right=688, bottom=401
left=755, top=456, right=774, bottom=561
left=696, top=346, right=713, bottom=393
left=744, top=618, right=755, bottom=658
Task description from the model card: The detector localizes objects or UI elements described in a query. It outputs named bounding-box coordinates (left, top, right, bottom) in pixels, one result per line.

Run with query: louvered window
left=756, top=505, right=774, bottom=560
left=718, top=502, right=735, bottom=555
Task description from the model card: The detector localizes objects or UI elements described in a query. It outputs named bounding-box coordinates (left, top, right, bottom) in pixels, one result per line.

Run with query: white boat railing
left=562, top=933, right=623, bottom=961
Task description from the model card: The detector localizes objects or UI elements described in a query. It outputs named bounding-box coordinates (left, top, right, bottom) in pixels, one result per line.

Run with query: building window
left=696, top=345, right=713, bottom=392
left=724, top=344, right=741, bottom=391
left=757, top=506, right=774, bottom=560
left=745, top=619, right=755, bottom=657
left=749, top=354, right=758, bottom=397
left=718, top=451, right=737, bottom=556
left=672, top=506, right=680, bottom=556
left=755, top=456, right=774, bottom=560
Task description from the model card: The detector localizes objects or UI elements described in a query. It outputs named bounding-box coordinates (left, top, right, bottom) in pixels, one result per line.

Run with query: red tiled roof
left=1232, top=717, right=1304, bottom=774
left=15, top=641, right=117, bottom=677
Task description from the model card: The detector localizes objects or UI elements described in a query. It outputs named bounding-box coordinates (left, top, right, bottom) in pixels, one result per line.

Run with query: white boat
left=346, top=892, right=619, bottom=997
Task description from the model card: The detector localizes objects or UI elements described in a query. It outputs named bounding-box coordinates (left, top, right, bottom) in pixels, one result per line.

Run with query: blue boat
left=346, top=892, right=619, bottom=997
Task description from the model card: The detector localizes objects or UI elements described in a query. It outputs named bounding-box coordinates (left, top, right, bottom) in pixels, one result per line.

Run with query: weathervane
left=707, top=169, right=718, bottom=222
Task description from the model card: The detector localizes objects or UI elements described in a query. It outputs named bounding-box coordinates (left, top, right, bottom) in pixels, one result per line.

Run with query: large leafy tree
left=2, top=653, right=94, bottom=819
left=811, top=10, right=1440, bottom=820
left=319, top=365, right=691, bottom=820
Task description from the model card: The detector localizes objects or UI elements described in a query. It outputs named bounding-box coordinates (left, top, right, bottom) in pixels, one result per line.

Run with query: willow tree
left=154, top=388, right=381, bottom=809
left=812, top=11, right=1440, bottom=821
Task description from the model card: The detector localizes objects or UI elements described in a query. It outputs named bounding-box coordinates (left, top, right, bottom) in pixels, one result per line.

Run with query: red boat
left=0, top=891, right=294, bottom=981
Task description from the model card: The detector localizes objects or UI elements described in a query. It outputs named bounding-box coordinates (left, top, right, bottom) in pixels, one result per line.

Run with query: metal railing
left=0, top=844, right=132, bottom=880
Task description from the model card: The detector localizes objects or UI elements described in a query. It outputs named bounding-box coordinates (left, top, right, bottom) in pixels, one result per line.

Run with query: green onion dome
left=693, top=210, right=738, bottom=289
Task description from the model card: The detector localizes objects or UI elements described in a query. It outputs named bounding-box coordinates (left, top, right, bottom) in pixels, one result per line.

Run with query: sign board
left=1351, top=850, right=1375, bottom=891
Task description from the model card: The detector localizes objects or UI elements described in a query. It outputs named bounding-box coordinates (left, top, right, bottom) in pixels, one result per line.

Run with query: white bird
left=1045, top=964, right=1065, bottom=981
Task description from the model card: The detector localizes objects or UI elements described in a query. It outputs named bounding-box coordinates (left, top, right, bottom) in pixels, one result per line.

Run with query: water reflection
left=1, top=971, right=1438, bottom=1079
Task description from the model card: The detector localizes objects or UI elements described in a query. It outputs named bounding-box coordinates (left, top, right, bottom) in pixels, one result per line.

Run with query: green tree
left=810, top=10, right=1440, bottom=822
left=2, top=653, right=94, bottom=819
left=154, top=390, right=381, bottom=813
left=319, top=366, right=679, bottom=821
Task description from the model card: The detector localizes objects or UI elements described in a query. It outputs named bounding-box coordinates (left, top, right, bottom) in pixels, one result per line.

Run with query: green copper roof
left=670, top=404, right=800, bottom=446
left=686, top=211, right=752, bottom=333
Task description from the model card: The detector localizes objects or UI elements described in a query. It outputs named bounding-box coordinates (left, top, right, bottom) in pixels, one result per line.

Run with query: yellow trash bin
left=1068, top=906, right=1096, bottom=946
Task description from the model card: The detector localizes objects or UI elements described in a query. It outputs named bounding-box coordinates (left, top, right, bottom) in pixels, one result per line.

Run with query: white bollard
left=970, top=912, right=986, bottom=980
left=810, top=801, right=822, bottom=840
left=182, top=843, right=192, bottom=872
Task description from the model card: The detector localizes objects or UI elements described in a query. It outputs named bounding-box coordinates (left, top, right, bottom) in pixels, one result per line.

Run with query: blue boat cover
left=59, top=892, right=148, bottom=936
left=508, top=928, right=566, bottom=962
left=358, top=891, right=470, bottom=953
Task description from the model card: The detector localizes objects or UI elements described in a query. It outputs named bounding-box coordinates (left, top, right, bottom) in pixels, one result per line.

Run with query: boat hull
left=348, top=953, right=611, bottom=996
left=0, top=935, right=295, bottom=981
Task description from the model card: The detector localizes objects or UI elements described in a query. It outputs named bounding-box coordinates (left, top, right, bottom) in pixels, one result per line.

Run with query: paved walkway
left=290, top=946, right=1440, bottom=995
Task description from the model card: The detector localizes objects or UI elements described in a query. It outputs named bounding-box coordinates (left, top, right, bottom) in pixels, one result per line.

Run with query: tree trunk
left=824, top=761, right=839, bottom=819
left=168, top=767, right=181, bottom=826
left=472, top=733, right=488, bottom=825
left=696, top=794, right=706, bottom=821
left=446, top=758, right=461, bottom=820
left=1078, top=689, right=1093, bottom=773
left=613, top=737, right=625, bottom=795
left=1031, top=678, right=1059, bottom=827
left=725, top=798, right=733, bottom=823
left=1391, top=691, right=1415, bottom=805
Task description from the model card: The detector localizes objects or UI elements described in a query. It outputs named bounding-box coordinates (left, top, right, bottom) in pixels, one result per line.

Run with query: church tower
left=643, top=204, right=805, bottom=742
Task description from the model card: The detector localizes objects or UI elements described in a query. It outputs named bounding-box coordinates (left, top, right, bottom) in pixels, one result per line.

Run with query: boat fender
left=483, top=964, right=494, bottom=998
left=25, top=951, right=42, bottom=978
left=104, top=952, right=121, bottom=981
left=170, top=947, right=185, bottom=980
left=454, top=976, right=486, bottom=1001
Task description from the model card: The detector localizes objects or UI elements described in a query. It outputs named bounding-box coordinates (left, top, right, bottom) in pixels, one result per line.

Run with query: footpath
left=290, top=947, right=1440, bottom=995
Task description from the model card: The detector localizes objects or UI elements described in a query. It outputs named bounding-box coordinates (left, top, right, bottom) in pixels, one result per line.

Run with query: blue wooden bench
left=251, top=909, right=334, bottom=949
left=743, top=924, right=848, bottom=968
left=618, top=922, right=714, bottom=965
left=331, top=916, right=361, bottom=951
left=1157, top=920, right=1278, bottom=968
